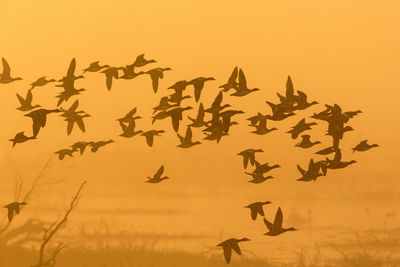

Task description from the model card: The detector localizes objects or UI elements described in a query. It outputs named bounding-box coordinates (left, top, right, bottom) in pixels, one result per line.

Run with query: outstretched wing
left=263, top=217, right=273, bottom=231
left=67, top=58, right=76, bottom=78
left=297, top=165, right=305, bottom=175
left=222, top=246, right=232, bottom=264
left=238, top=69, right=247, bottom=90
left=2, top=58, right=11, bottom=76
left=228, top=66, right=238, bottom=84
left=286, top=75, right=294, bottom=98
left=273, top=207, right=283, bottom=230
left=154, top=165, right=164, bottom=179
left=16, top=93, right=25, bottom=105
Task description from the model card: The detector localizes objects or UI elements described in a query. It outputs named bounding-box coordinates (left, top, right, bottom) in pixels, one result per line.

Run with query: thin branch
left=31, top=180, right=87, bottom=267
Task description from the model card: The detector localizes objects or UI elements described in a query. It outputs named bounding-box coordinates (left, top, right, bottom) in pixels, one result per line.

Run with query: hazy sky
left=1, top=0, right=399, bottom=257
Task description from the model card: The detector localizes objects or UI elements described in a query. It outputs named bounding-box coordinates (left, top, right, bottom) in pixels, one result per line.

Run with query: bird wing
left=273, top=207, right=283, bottom=230
left=228, top=66, right=238, bottom=84
left=67, top=58, right=76, bottom=78
left=67, top=120, right=75, bottom=135
left=150, top=73, right=159, bottom=93
left=243, top=155, right=249, bottom=169
left=212, top=92, right=223, bottom=107
left=222, top=246, right=232, bottom=264
left=238, top=69, right=247, bottom=90
left=145, top=135, right=154, bottom=147
left=297, top=90, right=307, bottom=101
left=69, top=100, right=79, bottom=112
left=16, top=93, right=25, bottom=105
left=297, top=165, right=305, bottom=175
left=2, top=58, right=11, bottom=76
left=126, top=107, right=137, bottom=118
left=155, top=165, right=164, bottom=179
left=250, top=208, right=257, bottom=220
left=230, top=241, right=242, bottom=255
left=26, top=89, right=33, bottom=104
left=7, top=207, right=13, bottom=222
left=334, top=149, right=342, bottom=161
left=263, top=217, right=273, bottom=231
left=105, top=72, right=113, bottom=91
left=185, top=126, right=193, bottom=142
left=76, top=117, right=86, bottom=133
left=286, top=76, right=294, bottom=98
left=198, top=103, right=205, bottom=120
left=193, top=82, right=203, bottom=102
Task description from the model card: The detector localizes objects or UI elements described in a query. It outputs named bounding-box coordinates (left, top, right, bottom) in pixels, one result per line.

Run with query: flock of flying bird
left=1, top=56, right=379, bottom=264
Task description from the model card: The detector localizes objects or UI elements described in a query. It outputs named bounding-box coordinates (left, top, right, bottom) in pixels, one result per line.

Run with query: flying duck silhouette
left=188, top=103, right=207, bottom=128
left=145, top=67, right=172, bottom=93
left=295, top=90, right=318, bottom=110
left=245, top=169, right=274, bottom=184
left=117, top=108, right=142, bottom=137
left=295, top=135, right=321, bottom=149
left=177, top=126, right=201, bottom=148
left=60, top=100, right=90, bottom=135
left=263, top=207, right=297, bottom=236
left=55, top=148, right=77, bottom=160
left=205, top=92, right=231, bottom=114
left=55, top=77, right=86, bottom=106
left=30, top=76, right=56, bottom=90
left=132, top=54, right=156, bottom=67
left=219, top=66, right=239, bottom=92
left=83, top=61, right=110, bottom=73
left=315, top=146, right=336, bottom=155
left=165, top=106, right=193, bottom=132
left=4, top=202, right=27, bottom=222
left=254, top=161, right=281, bottom=174
left=219, top=110, right=244, bottom=134
left=70, top=141, right=93, bottom=155
left=9, top=132, right=36, bottom=148
left=297, top=159, right=327, bottom=182
left=276, top=76, right=298, bottom=111
left=120, top=64, right=145, bottom=80
left=217, top=237, right=250, bottom=264
left=90, top=140, right=114, bottom=152
left=152, top=97, right=178, bottom=114
left=141, top=130, right=165, bottom=147
left=147, top=165, right=169, bottom=183
left=24, top=108, right=61, bottom=137
left=58, top=58, right=84, bottom=82
left=344, top=110, right=362, bottom=119
left=187, top=77, right=215, bottom=102
left=237, top=149, right=264, bottom=169
left=266, top=101, right=295, bottom=121
left=287, top=118, right=317, bottom=139
left=245, top=201, right=271, bottom=221
left=0, top=58, right=22, bottom=84
left=230, top=69, right=260, bottom=96
left=352, top=140, right=379, bottom=152
left=16, top=90, right=41, bottom=111
left=101, top=67, right=123, bottom=91
left=325, top=149, right=357, bottom=169
left=248, top=113, right=277, bottom=135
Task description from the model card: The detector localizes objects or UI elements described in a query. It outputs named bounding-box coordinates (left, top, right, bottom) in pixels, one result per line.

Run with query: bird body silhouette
left=177, top=126, right=201, bottom=148
left=83, top=61, right=110, bottom=73
left=187, top=76, right=215, bottom=102
left=0, top=58, right=22, bottom=84
left=297, top=159, right=327, bottom=182
left=90, top=140, right=114, bottom=152
left=188, top=103, right=207, bottom=127
left=55, top=148, right=77, bottom=160
left=16, top=90, right=41, bottom=111
left=230, top=69, right=260, bottom=96
left=25, top=108, right=61, bottom=137
left=30, top=76, right=56, bottom=90
left=287, top=119, right=317, bottom=139
left=9, top=132, right=36, bottom=147
left=4, top=202, right=27, bottom=222
left=219, top=66, right=239, bottom=92
left=147, top=165, right=169, bottom=183
left=145, top=67, right=172, bottom=93
left=141, top=130, right=165, bottom=147
left=352, top=140, right=379, bottom=152
left=245, top=201, right=271, bottom=220
left=217, top=237, right=250, bottom=264
left=237, top=148, right=264, bottom=169
left=263, top=207, right=297, bottom=236
left=295, top=135, right=321, bottom=148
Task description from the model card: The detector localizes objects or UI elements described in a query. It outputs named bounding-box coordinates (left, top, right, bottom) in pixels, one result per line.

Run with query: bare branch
left=31, top=180, right=87, bottom=267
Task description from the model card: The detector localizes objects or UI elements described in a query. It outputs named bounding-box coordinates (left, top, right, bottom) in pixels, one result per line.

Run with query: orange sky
left=1, top=0, right=399, bottom=258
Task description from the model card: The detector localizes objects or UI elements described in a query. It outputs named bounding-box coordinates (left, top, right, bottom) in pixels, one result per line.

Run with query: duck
left=266, top=101, right=295, bottom=121
left=287, top=118, right=317, bottom=139
left=0, top=58, right=22, bottom=84
left=245, top=170, right=273, bottom=184
left=120, top=64, right=145, bottom=80
left=315, top=146, right=336, bottom=155
left=146, top=165, right=169, bottom=183
left=165, top=106, right=193, bottom=132
left=276, top=76, right=298, bottom=111
left=344, top=110, right=362, bottom=119
left=352, top=140, right=379, bottom=152
left=263, top=207, right=297, bottom=236
left=83, top=61, right=110, bottom=73
left=219, top=66, right=239, bottom=92
left=55, top=148, right=77, bottom=160
left=9, top=132, right=36, bottom=148
left=249, top=115, right=277, bottom=135
left=89, top=140, right=114, bottom=152
left=101, top=67, right=123, bottom=91
left=177, top=126, right=201, bottom=148
left=117, top=107, right=142, bottom=133
left=217, top=237, right=250, bottom=264
left=24, top=108, right=61, bottom=137
left=168, top=80, right=188, bottom=94
left=4, top=202, right=27, bottom=222
left=297, top=159, right=326, bottom=182
left=295, top=90, right=318, bottom=110
left=152, top=96, right=178, bottom=114
left=255, top=162, right=281, bottom=174
left=237, top=148, right=264, bottom=169
left=30, top=76, right=56, bottom=90
left=132, top=54, right=156, bottom=67
left=16, top=90, right=41, bottom=111
left=58, top=58, right=84, bottom=82
left=202, top=124, right=227, bottom=144
left=205, top=92, right=231, bottom=114
left=64, top=113, right=91, bottom=135
left=310, top=107, right=331, bottom=121
left=145, top=67, right=172, bottom=93
left=230, top=69, right=260, bottom=97
left=188, top=103, right=207, bottom=128
left=295, top=135, right=321, bottom=149
left=70, top=141, right=93, bottom=155
left=325, top=149, right=357, bottom=169
left=119, top=123, right=143, bottom=138
left=187, top=76, right=215, bottom=102
left=219, top=110, right=244, bottom=134
left=140, top=130, right=165, bottom=147
left=168, top=91, right=191, bottom=106
left=244, top=201, right=271, bottom=221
